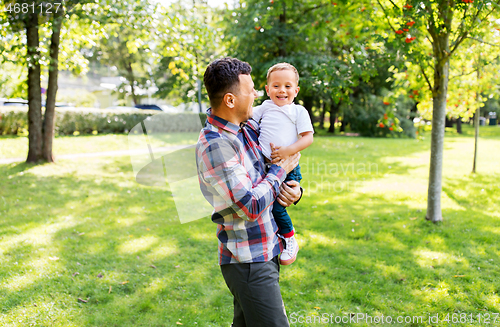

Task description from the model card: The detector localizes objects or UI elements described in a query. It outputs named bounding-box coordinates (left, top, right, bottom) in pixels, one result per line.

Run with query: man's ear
left=223, top=93, right=236, bottom=108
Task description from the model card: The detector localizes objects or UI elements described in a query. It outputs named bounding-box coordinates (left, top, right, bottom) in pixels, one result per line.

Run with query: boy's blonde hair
left=266, top=63, right=299, bottom=84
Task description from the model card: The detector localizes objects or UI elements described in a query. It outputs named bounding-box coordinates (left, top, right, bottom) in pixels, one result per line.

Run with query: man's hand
left=277, top=180, right=301, bottom=207
left=276, top=152, right=300, bottom=174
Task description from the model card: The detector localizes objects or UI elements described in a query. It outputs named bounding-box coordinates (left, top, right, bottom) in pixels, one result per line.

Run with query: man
left=196, top=57, right=302, bottom=326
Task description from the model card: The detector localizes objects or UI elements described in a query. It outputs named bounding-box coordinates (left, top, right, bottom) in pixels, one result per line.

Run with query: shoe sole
left=280, top=246, right=299, bottom=265
left=280, top=256, right=296, bottom=265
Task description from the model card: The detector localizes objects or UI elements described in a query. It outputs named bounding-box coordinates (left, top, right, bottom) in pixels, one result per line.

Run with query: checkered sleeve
left=198, top=134, right=285, bottom=222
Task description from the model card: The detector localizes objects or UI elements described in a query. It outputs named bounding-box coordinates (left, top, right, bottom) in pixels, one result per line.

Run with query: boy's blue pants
left=272, top=164, right=302, bottom=235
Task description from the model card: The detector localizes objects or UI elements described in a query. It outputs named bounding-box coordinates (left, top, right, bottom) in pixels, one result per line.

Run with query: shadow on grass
left=283, top=188, right=500, bottom=324
left=443, top=125, right=500, bottom=140
left=0, top=138, right=434, bottom=326
left=1, top=136, right=499, bottom=326
left=0, top=159, right=231, bottom=326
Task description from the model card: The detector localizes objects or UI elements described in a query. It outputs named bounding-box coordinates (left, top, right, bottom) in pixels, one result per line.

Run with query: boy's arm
left=270, top=131, right=313, bottom=163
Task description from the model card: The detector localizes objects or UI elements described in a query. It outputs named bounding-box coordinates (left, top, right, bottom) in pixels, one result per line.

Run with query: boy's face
left=265, top=70, right=299, bottom=106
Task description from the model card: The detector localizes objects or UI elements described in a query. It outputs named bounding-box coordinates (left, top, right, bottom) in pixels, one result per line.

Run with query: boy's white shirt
left=252, top=99, right=314, bottom=160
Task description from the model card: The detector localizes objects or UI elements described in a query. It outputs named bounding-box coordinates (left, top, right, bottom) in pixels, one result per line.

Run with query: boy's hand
left=270, top=143, right=294, bottom=164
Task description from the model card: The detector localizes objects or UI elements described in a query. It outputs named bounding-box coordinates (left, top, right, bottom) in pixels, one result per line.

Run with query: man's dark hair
left=203, top=57, right=252, bottom=109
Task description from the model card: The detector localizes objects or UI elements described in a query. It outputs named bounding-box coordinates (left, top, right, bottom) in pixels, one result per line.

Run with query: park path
left=0, top=145, right=186, bottom=165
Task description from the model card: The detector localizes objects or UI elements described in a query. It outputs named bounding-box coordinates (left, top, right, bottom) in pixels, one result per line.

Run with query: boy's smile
left=265, top=70, right=300, bottom=106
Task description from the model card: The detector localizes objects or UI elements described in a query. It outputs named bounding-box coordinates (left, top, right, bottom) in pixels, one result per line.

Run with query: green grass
left=1, top=125, right=499, bottom=326
left=0, top=132, right=200, bottom=159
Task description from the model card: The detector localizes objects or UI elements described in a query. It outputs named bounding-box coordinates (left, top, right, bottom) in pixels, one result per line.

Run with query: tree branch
left=449, top=54, right=500, bottom=80
left=303, top=3, right=329, bottom=14
left=387, top=0, right=400, bottom=11
left=467, top=36, right=500, bottom=48
left=450, top=3, right=486, bottom=55
left=449, top=68, right=477, bottom=81
left=375, top=0, right=398, bottom=33
left=418, top=60, right=433, bottom=91
left=451, top=5, right=469, bottom=46
left=449, top=31, right=468, bottom=56
left=426, top=4, right=438, bottom=46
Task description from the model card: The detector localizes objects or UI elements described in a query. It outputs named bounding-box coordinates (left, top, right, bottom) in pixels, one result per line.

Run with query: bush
left=0, top=107, right=26, bottom=135
left=343, top=94, right=415, bottom=138
left=344, top=97, right=386, bottom=137
left=0, top=106, right=207, bottom=136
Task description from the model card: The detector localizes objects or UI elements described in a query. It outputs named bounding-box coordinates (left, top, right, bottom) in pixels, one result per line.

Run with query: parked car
left=1, top=99, right=28, bottom=106
left=134, top=104, right=163, bottom=111
left=105, top=106, right=139, bottom=111
left=1, top=99, right=73, bottom=108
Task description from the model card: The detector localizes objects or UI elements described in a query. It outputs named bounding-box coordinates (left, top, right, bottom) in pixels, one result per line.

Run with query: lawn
left=0, top=125, right=499, bottom=326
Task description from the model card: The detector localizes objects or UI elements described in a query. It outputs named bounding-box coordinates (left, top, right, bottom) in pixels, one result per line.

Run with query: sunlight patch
left=412, top=283, right=451, bottom=304
left=146, top=241, right=179, bottom=260
left=119, top=235, right=159, bottom=254
left=0, top=216, right=80, bottom=253
left=483, top=293, right=500, bottom=311
left=116, top=216, right=147, bottom=227
left=441, top=192, right=467, bottom=211
left=374, top=262, right=403, bottom=279
left=307, top=233, right=340, bottom=248
left=188, top=232, right=213, bottom=241
left=0, top=296, right=79, bottom=326
left=0, top=258, right=52, bottom=292
left=358, top=181, right=427, bottom=194
left=284, top=267, right=307, bottom=281
left=413, top=249, right=463, bottom=267
left=144, top=277, right=167, bottom=294
left=487, top=227, right=500, bottom=236
left=374, top=232, right=406, bottom=249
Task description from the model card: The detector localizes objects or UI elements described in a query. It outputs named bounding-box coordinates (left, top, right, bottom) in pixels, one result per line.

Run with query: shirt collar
left=206, top=108, right=240, bottom=135
left=262, top=99, right=295, bottom=110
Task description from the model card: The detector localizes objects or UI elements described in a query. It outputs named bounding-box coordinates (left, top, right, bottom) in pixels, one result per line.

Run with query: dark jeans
left=220, top=256, right=289, bottom=327
left=272, top=164, right=302, bottom=235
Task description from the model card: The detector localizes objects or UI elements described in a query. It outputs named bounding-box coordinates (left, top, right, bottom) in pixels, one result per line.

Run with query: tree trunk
left=278, top=2, right=286, bottom=57
left=126, top=60, right=138, bottom=105
left=328, top=100, right=341, bottom=133
left=472, top=66, right=480, bottom=173
left=302, top=95, right=314, bottom=124
left=26, top=13, right=43, bottom=163
left=340, top=115, right=346, bottom=132
left=456, top=117, right=462, bottom=134
left=42, top=9, right=64, bottom=163
left=318, top=101, right=326, bottom=129
left=445, top=116, right=454, bottom=128
left=426, top=47, right=449, bottom=223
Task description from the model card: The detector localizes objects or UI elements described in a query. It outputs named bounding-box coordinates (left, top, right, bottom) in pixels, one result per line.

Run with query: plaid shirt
left=196, top=111, right=286, bottom=264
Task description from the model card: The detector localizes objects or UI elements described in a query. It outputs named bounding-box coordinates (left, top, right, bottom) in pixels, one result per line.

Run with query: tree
left=222, top=0, right=419, bottom=137
left=223, top=0, right=382, bottom=123
left=154, top=1, right=224, bottom=105
left=1, top=0, right=93, bottom=163
left=376, top=0, right=500, bottom=222
left=88, top=0, right=162, bottom=106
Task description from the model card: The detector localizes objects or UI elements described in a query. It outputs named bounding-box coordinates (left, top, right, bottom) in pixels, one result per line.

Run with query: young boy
left=252, top=63, right=314, bottom=265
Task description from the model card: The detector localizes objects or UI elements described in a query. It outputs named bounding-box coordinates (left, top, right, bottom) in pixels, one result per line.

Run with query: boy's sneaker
left=280, top=235, right=299, bottom=265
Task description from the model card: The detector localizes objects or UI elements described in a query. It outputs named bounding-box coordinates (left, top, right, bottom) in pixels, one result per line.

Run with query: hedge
left=0, top=106, right=207, bottom=135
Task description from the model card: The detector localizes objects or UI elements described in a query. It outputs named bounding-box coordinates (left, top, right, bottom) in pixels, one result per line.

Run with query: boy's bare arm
left=271, top=131, right=313, bottom=163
